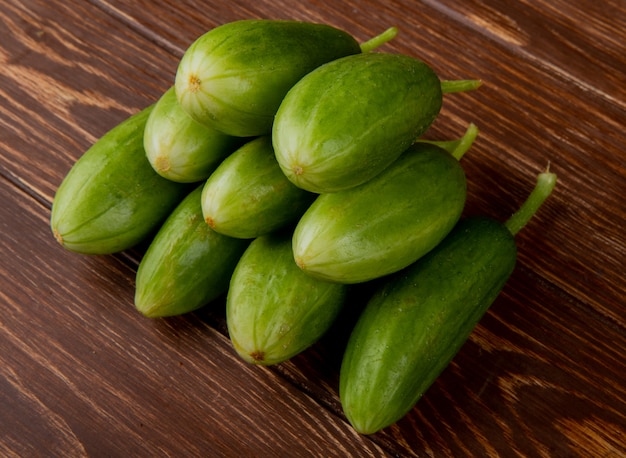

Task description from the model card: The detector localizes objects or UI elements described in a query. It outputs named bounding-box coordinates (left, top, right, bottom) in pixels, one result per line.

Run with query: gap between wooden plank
left=419, top=0, right=624, bottom=110
left=87, top=0, right=186, bottom=57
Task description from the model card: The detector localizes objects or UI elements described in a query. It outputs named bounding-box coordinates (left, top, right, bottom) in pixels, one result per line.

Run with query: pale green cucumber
left=50, top=106, right=191, bottom=255
left=273, top=52, right=480, bottom=193
left=144, top=87, right=243, bottom=183
left=227, top=231, right=348, bottom=365
left=135, top=185, right=250, bottom=318
left=201, top=137, right=316, bottom=239
left=292, top=143, right=467, bottom=284
left=175, top=20, right=366, bottom=137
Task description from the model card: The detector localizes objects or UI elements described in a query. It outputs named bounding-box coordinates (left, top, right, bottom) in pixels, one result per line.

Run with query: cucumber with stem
left=175, top=20, right=396, bottom=137
left=339, top=167, right=557, bottom=435
left=273, top=51, right=481, bottom=193
left=292, top=124, right=477, bottom=284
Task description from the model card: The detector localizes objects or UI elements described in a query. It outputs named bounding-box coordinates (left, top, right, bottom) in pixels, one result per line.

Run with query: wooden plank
left=420, top=0, right=626, bottom=104
left=0, top=177, right=390, bottom=457
left=0, top=0, right=177, bottom=202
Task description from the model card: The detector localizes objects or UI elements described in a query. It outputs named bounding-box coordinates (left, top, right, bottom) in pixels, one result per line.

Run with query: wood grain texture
left=0, top=177, right=388, bottom=456
left=1, top=0, right=625, bottom=456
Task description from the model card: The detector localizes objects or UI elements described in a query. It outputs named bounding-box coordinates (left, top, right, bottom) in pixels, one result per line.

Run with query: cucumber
left=227, top=231, right=348, bottom=365
left=201, top=137, right=316, bottom=239
left=339, top=169, right=557, bottom=434
left=292, top=143, right=467, bottom=284
left=144, top=87, right=243, bottom=183
left=174, top=20, right=365, bottom=137
left=50, top=106, right=191, bottom=255
left=135, top=185, right=250, bottom=318
left=273, top=52, right=480, bottom=193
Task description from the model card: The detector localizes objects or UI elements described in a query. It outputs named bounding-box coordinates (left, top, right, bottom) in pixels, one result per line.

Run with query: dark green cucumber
left=339, top=169, right=557, bottom=435
left=50, top=106, right=191, bottom=255
left=201, top=137, right=316, bottom=239
left=144, top=87, right=243, bottom=183
left=273, top=52, right=480, bottom=193
left=175, top=20, right=369, bottom=137
left=227, top=231, right=348, bottom=365
left=292, top=143, right=467, bottom=284
left=135, top=185, right=250, bottom=318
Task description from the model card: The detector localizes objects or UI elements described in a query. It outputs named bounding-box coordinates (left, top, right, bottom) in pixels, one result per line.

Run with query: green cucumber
left=50, top=106, right=191, bottom=255
left=292, top=142, right=468, bottom=284
left=144, top=87, right=243, bottom=183
left=339, top=169, right=557, bottom=434
left=273, top=52, right=481, bottom=193
left=135, top=185, right=250, bottom=318
left=201, top=137, right=316, bottom=239
left=175, top=20, right=376, bottom=137
left=227, top=231, right=348, bottom=365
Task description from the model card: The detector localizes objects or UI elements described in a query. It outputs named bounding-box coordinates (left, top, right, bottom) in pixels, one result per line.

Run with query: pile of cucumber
left=50, top=19, right=556, bottom=435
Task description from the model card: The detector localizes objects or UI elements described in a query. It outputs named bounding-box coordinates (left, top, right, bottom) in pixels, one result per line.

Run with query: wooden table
left=2, top=1, right=625, bottom=456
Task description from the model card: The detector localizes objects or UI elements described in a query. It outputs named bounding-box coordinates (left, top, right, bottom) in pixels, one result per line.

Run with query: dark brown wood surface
left=1, top=0, right=625, bottom=456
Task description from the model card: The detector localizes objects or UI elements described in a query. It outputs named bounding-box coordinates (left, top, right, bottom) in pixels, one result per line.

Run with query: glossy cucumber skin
left=135, top=185, right=250, bottom=318
left=201, top=137, right=316, bottom=239
left=292, top=144, right=466, bottom=284
left=175, top=20, right=361, bottom=137
left=50, top=106, right=191, bottom=255
left=340, top=217, right=517, bottom=435
left=144, top=87, right=243, bottom=183
left=273, top=52, right=443, bottom=193
left=227, top=232, right=348, bottom=365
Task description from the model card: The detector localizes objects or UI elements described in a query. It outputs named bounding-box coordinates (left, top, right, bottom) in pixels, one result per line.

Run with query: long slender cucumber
left=292, top=125, right=478, bottom=284
left=339, top=169, right=557, bottom=434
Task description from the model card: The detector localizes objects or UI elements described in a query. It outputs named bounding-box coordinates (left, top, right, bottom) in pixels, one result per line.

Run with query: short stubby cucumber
left=227, top=232, right=348, bottom=365
left=174, top=20, right=363, bottom=137
left=201, top=137, right=316, bottom=239
left=135, top=185, right=250, bottom=318
left=273, top=52, right=445, bottom=193
left=292, top=143, right=467, bottom=284
left=339, top=169, right=557, bottom=435
left=144, top=87, right=243, bottom=183
left=50, top=106, right=191, bottom=255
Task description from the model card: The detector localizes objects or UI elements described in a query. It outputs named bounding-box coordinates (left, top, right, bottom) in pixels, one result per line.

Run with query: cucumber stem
left=441, top=79, right=483, bottom=94
left=360, top=27, right=399, bottom=52
left=418, top=123, right=479, bottom=161
left=505, top=165, right=557, bottom=236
